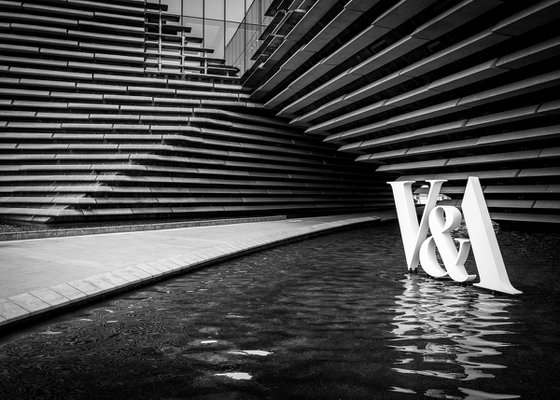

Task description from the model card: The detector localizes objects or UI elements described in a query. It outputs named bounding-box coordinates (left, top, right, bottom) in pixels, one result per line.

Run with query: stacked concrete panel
left=0, top=0, right=392, bottom=224
left=247, top=0, right=560, bottom=224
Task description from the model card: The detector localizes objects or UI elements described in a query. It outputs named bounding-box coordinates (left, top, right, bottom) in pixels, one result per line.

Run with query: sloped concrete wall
left=247, top=0, right=560, bottom=224
left=0, top=0, right=391, bottom=224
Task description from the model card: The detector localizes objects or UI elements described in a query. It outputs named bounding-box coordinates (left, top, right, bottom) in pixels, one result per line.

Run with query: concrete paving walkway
left=0, top=212, right=395, bottom=329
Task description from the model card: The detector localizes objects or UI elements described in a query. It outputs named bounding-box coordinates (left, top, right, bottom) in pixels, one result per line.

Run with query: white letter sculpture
left=388, top=177, right=521, bottom=295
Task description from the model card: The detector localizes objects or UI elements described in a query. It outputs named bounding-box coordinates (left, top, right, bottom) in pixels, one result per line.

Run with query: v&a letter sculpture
left=388, top=176, right=521, bottom=295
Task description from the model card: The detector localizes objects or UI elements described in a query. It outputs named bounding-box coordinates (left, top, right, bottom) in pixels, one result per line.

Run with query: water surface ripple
left=0, top=223, right=559, bottom=399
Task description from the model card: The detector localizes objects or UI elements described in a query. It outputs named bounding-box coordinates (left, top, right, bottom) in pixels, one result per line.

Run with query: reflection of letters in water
left=388, top=177, right=521, bottom=295
left=390, top=275, right=520, bottom=398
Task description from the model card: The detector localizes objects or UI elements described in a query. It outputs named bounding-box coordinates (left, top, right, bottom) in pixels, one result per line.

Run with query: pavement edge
left=0, top=215, right=395, bottom=331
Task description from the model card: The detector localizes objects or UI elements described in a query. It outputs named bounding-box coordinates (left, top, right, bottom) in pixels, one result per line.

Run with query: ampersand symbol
left=419, top=206, right=476, bottom=282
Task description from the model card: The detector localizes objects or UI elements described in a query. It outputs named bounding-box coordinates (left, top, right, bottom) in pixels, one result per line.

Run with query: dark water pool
left=1, top=222, right=559, bottom=399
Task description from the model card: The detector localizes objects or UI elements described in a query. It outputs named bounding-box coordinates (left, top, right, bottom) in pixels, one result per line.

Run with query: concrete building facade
left=1, top=0, right=559, bottom=225
left=239, top=0, right=560, bottom=225
left=0, top=0, right=392, bottom=224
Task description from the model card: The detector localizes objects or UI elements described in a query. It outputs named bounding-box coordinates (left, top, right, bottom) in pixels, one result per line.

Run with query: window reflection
left=226, top=0, right=246, bottom=22
left=205, top=0, right=224, bottom=20
left=225, top=21, right=240, bottom=51
left=182, top=16, right=203, bottom=38
left=184, top=0, right=203, bottom=18
left=204, top=19, right=225, bottom=59
left=164, top=0, right=181, bottom=14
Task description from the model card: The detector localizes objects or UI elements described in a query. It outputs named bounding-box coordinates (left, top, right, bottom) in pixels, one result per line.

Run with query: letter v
left=388, top=180, right=447, bottom=271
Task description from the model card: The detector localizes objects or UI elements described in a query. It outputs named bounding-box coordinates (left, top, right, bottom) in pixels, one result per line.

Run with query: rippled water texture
left=1, top=223, right=559, bottom=399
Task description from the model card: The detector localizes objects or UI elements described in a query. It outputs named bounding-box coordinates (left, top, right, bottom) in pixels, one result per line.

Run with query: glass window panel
left=247, top=1, right=259, bottom=26
left=247, top=0, right=257, bottom=12
left=262, top=14, right=273, bottom=26
left=161, top=0, right=181, bottom=15
left=245, top=42, right=253, bottom=72
left=245, top=23, right=259, bottom=59
left=232, top=28, right=244, bottom=73
left=225, top=21, right=241, bottom=46
left=182, top=16, right=203, bottom=40
left=205, top=0, right=224, bottom=20
left=226, top=0, right=245, bottom=22
left=183, top=0, right=203, bottom=18
left=204, top=19, right=225, bottom=58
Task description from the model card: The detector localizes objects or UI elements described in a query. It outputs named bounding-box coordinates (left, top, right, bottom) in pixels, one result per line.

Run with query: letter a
left=461, top=177, right=522, bottom=294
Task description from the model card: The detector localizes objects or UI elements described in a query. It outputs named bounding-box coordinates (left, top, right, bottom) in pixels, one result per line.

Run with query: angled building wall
left=244, top=0, right=560, bottom=224
left=0, top=0, right=391, bottom=224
